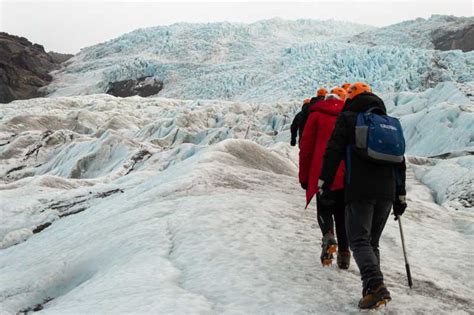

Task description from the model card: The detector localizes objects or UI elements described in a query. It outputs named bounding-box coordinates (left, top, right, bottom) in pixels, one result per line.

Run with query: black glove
left=393, top=195, right=407, bottom=220
left=318, top=180, right=335, bottom=206
left=290, top=139, right=296, bottom=146
left=300, top=182, right=308, bottom=190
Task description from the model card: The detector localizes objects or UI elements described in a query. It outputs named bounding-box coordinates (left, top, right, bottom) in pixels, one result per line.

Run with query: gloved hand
left=318, top=179, right=335, bottom=206
left=300, top=182, right=308, bottom=190
left=317, top=179, right=327, bottom=194
left=393, top=195, right=407, bottom=220
left=290, top=139, right=296, bottom=146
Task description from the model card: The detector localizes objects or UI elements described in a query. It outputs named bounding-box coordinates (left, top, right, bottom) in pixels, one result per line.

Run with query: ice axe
left=396, top=215, right=413, bottom=288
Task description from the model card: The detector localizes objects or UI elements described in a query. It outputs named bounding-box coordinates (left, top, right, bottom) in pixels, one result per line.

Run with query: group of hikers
left=290, top=83, right=407, bottom=309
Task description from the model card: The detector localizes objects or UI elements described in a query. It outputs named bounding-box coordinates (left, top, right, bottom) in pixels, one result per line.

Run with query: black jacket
left=290, top=111, right=303, bottom=144
left=290, top=96, right=324, bottom=144
left=320, top=92, right=406, bottom=202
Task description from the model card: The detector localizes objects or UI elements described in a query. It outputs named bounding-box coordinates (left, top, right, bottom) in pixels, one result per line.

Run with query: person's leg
left=333, top=189, right=348, bottom=251
left=345, top=200, right=382, bottom=290
left=317, top=194, right=337, bottom=265
left=370, top=200, right=392, bottom=269
left=316, top=194, right=335, bottom=235
left=334, top=189, right=350, bottom=269
left=355, top=200, right=393, bottom=309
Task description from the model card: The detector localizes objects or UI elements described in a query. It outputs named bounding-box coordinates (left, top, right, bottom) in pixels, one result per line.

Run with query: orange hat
left=341, top=83, right=351, bottom=91
left=347, top=82, right=372, bottom=100
left=303, top=98, right=311, bottom=104
left=316, top=88, right=328, bottom=97
left=330, top=87, right=347, bottom=101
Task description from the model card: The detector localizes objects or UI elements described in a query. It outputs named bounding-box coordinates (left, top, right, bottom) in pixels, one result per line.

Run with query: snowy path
left=0, top=139, right=472, bottom=314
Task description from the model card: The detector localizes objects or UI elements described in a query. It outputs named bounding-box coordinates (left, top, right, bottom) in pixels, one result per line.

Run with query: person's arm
left=395, top=157, right=407, bottom=197
left=299, top=113, right=318, bottom=186
left=290, top=113, right=301, bottom=146
left=319, top=114, right=348, bottom=186
left=393, top=157, right=407, bottom=219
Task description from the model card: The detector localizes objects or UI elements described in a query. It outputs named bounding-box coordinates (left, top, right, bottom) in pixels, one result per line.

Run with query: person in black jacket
left=318, top=82, right=407, bottom=309
left=290, top=98, right=310, bottom=146
left=290, top=90, right=327, bottom=146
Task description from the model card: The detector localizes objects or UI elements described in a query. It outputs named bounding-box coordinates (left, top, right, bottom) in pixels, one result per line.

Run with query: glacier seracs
left=45, top=18, right=474, bottom=101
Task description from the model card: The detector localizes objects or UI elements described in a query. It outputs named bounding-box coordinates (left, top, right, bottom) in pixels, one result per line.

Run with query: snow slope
left=45, top=18, right=474, bottom=101
left=0, top=93, right=473, bottom=314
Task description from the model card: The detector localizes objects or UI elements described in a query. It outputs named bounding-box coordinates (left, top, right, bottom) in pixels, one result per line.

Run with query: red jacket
left=299, top=98, right=345, bottom=207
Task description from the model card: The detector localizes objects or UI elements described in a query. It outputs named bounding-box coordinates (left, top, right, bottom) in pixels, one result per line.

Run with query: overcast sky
left=0, top=0, right=472, bottom=54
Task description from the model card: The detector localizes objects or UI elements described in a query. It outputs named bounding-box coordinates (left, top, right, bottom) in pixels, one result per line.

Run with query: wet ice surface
left=0, top=94, right=473, bottom=314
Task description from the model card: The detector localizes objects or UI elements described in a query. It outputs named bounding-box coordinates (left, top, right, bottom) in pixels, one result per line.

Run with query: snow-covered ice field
left=0, top=91, right=472, bottom=314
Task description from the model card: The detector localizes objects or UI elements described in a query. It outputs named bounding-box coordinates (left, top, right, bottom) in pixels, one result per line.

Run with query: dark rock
left=5, top=164, right=26, bottom=176
left=431, top=24, right=474, bottom=52
left=32, top=221, right=52, bottom=234
left=0, top=32, right=70, bottom=103
left=125, top=149, right=152, bottom=175
left=95, top=188, right=124, bottom=198
left=17, top=297, right=53, bottom=314
left=106, top=76, right=163, bottom=97
left=48, top=51, right=74, bottom=64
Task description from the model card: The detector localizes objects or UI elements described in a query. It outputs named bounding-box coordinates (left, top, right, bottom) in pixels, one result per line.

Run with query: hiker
left=290, top=98, right=311, bottom=146
left=318, top=82, right=407, bottom=309
left=289, top=89, right=328, bottom=147
left=341, top=82, right=351, bottom=91
left=299, top=87, right=350, bottom=269
left=340, top=83, right=352, bottom=111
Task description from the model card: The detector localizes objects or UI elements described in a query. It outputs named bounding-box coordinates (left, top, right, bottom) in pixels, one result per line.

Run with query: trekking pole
left=397, top=215, right=413, bottom=288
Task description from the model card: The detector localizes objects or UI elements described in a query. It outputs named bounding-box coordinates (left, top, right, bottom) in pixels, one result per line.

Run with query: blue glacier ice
left=47, top=17, right=474, bottom=102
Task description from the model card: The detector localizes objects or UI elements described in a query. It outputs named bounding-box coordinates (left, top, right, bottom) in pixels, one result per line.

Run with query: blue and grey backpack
left=354, top=107, right=405, bottom=164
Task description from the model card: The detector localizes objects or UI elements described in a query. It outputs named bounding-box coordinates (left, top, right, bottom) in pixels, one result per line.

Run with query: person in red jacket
left=299, top=87, right=350, bottom=268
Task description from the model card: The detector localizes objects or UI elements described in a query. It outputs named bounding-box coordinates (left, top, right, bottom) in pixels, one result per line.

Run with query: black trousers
left=346, top=199, right=392, bottom=290
left=316, top=189, right=349, bottom=251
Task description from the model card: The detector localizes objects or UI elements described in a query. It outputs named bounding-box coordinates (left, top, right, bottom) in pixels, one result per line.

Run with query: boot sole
left=375, top=298, right=390, bottom=308
left=359, top=298, right=391, bottom=310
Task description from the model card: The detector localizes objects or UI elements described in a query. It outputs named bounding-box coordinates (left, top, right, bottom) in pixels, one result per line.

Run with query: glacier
left=1, top=86, right=473, bottom=313
left=1, top=16, right=473, bottom=314
left=351, top=15, right=474, bottom=50
left=45, top=17, right=474, bottom=101
left=386, top=81, right=473, bottom=157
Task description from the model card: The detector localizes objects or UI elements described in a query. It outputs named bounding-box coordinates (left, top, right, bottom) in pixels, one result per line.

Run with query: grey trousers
left=346, top=199, right=392, bottom=291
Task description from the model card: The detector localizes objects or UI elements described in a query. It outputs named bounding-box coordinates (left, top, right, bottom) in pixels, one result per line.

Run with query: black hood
left=343, top=92, right=387, bottom=114
left=301, top=95, right=324, bottom=110
left=310, top=95, right=324, bottom=106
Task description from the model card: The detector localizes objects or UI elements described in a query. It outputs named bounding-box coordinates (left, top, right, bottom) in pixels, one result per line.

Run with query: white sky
left=0, top=0, right=472, bottom=54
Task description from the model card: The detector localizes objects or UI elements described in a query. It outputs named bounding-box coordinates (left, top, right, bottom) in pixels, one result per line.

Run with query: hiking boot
left=321, top=233, right=337, bottom=266
left=337, top=250, right=351, bottom=270
left=358, top=283, right=391, bottom=310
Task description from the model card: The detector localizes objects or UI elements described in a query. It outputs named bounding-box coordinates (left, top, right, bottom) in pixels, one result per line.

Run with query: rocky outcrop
left=48, top=51, right=74, bottom=64
left=0, top=32, right=72, bottom=103
left=431, top=24, right=474, bottom=52
left=106, top=76, right=163, bottom=97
